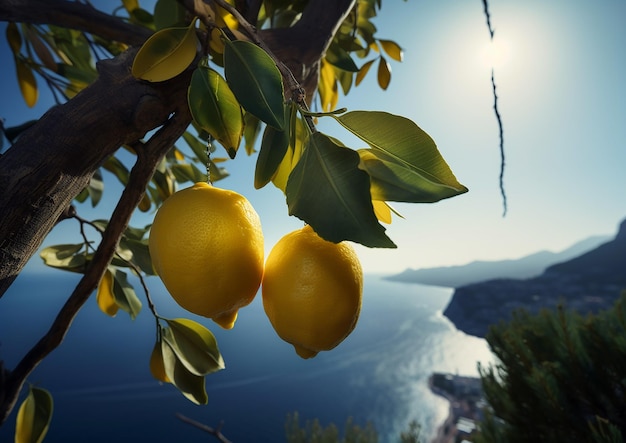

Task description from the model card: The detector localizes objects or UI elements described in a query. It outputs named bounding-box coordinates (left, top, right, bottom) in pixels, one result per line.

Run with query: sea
left=0, top=272, right=495, bottom=443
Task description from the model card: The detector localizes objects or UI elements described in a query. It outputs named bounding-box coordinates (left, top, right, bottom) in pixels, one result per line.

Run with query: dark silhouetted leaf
left=286, top=132, right=395, bottom=248
left=223, top=39, right=285, bottom=129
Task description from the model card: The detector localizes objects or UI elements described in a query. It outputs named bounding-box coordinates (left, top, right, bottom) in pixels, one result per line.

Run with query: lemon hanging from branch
left=149, top=182, right=264, bottom=329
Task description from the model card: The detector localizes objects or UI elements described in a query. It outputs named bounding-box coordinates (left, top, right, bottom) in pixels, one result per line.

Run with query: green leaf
left=25, top=26, right=57, bottom=72
left=188, top=65, right=243, bottom=158
left=87, top=168, right=104, bottom=207
left=271, top=113, right=307, bottom=193
left=164, top=318, right=225, bottom=376
left=254, top=104, right=291, bottom=189
left=160, top=328, right=209, bottom=405
left=102, top=156, right=130, bottom=186
left=130, top=8, right=155, bottom=29
left=325, top=43, right=359, bottom=72
left=182, top=130, right=209, bottom=163
left=223, top=39, right=285, bottom=129
left=131, top=22, right=198, bottom=82
left=15, top=386, right=53, bottom=443
left=154, top=0, right=188, bottom=30
left=39, top=244, right=87, bottom=272
left=334, top=111, right=468, bottom=202
left=286, top=132, right=395, bottom=248
left=336, top=69, right=353, bottom=96
left=243, top=113, right=261, bottom=155
left=110, top=268, right=142, bottom=319
left=56, top=63, right=97, bottom=86
left=119, top=237, right=156, bottom=275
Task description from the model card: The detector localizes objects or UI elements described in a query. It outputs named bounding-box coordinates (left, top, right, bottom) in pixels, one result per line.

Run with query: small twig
left=481, top=0, right=495, bottom=39
left=0, top=105, right=191, bottom=425
left=482, top=0, right=506, bottom=217
left=176, top=413, right=232, bottom=443
left=491, top=69, right=506, bottom=217
left=71, top=207, right=160, bottom=318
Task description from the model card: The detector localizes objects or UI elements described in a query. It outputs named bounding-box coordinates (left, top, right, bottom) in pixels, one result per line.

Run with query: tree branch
left=0, top=48, right=191, bottom=297
left=0, top=0, right=152, bottom=45
left=0, top=105, right=192, bottom=426
left=176, top=413, right=232, bottom=443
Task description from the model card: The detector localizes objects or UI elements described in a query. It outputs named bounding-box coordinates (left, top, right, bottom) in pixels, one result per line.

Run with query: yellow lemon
left=262, top=225, right=363, bottom=358
left=149, top=182, right=264, bottom=329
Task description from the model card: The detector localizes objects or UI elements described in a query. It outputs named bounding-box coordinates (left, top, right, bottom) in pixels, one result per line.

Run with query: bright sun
left=480, top=38, right=511, bottom=70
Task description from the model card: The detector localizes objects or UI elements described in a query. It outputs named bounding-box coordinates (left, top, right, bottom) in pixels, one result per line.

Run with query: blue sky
left=1, top=0, right=625, bottom=274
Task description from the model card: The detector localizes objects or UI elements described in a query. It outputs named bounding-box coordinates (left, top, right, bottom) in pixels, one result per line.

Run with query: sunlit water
left=0, top=273, right=495, bottom=442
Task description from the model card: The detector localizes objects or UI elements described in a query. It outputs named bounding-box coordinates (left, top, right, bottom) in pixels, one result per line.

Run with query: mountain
left=385, top=235, right=610, bottom=288
left=443, top=219, right=626, bottom=338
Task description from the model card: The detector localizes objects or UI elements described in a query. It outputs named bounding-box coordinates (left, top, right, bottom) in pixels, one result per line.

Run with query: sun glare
left=480, top=38, right=511, bottom=70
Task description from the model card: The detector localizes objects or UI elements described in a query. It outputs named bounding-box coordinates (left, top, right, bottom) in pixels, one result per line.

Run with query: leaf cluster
left=476, top=293, right=626, bottom=442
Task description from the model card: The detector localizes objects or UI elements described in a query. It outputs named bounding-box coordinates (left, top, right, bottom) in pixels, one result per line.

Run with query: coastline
left=428, top=373, right=484, bottom=443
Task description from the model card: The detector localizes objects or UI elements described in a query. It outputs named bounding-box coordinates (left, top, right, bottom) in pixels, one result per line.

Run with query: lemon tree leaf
left=103, top=156, right=130, bottom=185
left=254, top=104, right=291, bottom=189
left=154, top=0, right=187, bottom=30
left=171, top=163, right=206, bottom=184
left=121, top=0, right=139, bottom=13
left=39, top=244, right=87, bottom=272
left=286, top=132, right=395, bottom=248
left=131, top=22, right=198, bottom=82
left=96, top=268, right=118, bottom=317
left=16, top=58, right=38, bottom=108
left=223, top=39, right=285, bottom=129
left=87, top=168, right=104, bottom=207
left=182, top=130, right=209, bottom=163
left=372, top=200, right=392, bottom=224
left=15, top=386, right=53, bottom=443
left=355, top=59, right=374, bottom=86
left=318, top=59, right=338, bottom=112
left=164, top=318, right=225, bottom=376
left=334, top=111, right=468, bottom=202
left=243, top=113, right=261, bottom=155
left=377, top=55, right=391, bottom=90
left=6, top=22, right=21, bottom=55
left=110, top=268, right=142, bottom=319
left=149, top=339, right=170, bottom=383
left=271, top=112, right=307, bottom=192
left=379, top=39, right=403, bottom=61
left=161, top=328, right=209, bottom=405
left=25, top=26, right=57, bottom=72
left=188, top=65, right=243, bottom=158
left=336, top=69, right=353, bottom=95
left=118, top=237, right=155, bottom=275
left=325, top=43, right=359, bottom=72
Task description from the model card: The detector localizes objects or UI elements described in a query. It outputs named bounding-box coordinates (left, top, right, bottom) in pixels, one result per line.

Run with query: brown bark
left=0, top=0, right=151, bottom=45
left=0, top=48, right=192, bottom=296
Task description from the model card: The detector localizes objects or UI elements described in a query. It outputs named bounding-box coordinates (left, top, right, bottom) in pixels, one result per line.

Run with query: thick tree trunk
left=0, top=49, right=191, bottom=296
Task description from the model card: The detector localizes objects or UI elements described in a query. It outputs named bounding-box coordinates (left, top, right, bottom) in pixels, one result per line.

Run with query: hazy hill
left=443, top=219, right=626, bottom=337
left=546, top=218, right=626, bottom=285
left=385, top=235, right=610, bottom=288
